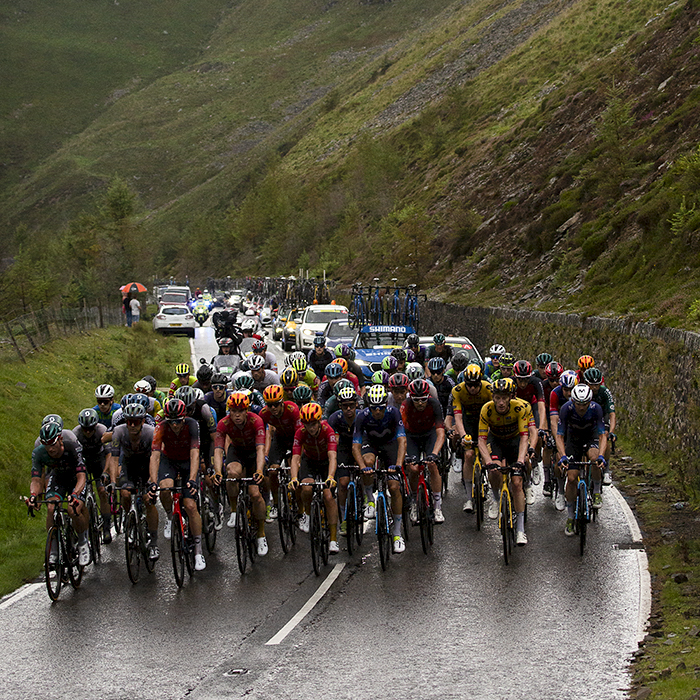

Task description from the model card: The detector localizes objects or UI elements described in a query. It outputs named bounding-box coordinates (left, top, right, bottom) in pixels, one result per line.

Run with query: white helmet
left=248, top=355, right=265, bottom=371
left=95, top=384, right=115, bottom=400
left=571, top=384, right=593, bottom=404
left=133, top=379, right=152, bottom=394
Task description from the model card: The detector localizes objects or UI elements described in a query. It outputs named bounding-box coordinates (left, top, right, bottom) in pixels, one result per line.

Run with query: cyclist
left=446, top=350, right=470, bottom=383
left=490, top=352, right=515, bottom=381
left=387, top=372, right=410, bottom=409
left=213, top=392, right=268, bottom=555
left=204, top=372, right=230, bottom=420
left=280, top=366, right=300, bottom=402
left=406, top=362, right=439, bottom=401
left=426, top=333, right=454, bottom=366
left=72, top=408, right=111, bottom=543
left=252, top=338, right=278, bottom=374
left=335, top=345, right=367, bottom=394
left=132, top=379, right=161, bottom=417
left=331, top=357, right=361, bottom=394
left=289, top=403, right=340, bottom=554
left=321, top=378, right=355, bottom=419
left=576, top=355, right=596, bottom=384
left=381, top=355, right=399, bottom=377
left=583, top=367, right=616, bottom=485
left=94, top=384, right=120, bottom=429
left=149, top=398, right=206, bottom=571
left=534, top=353, right=553, bottom=382
left=308, top=335, right=335, bottom=377
left=426, top=357, right=455, bottom=415
left=143, top=375, right=167, bottom=412
left=351, top=385, right=406, bottom=553
left=192, top=364, right=214, bottom=394
left=484, top=344, right=505, bottom=380
left=541, top=360, right=564, bottom=496
left=402, top=379, right=446, bottom=524
left=290, top=353, right=321, bottom=396
left=452, top=364, right=493, bottom=512
left=111, top=403, right=159, bottom=560
left=549, top=369, right=577, bottom=510
left=168, top=363, right=196, bottom=398
left=260, top=385, right=301, bottom=522
left=317, top=362, right=344, bottom=408
left=234, top=374, right=266, bottom=413
left=406, top=333, right=427, bottom=367
left=478, top=378, right=530, bottom=546
left=239, top=354, right=280, bottom=393
left=293, top=384, right=314, bottom=409
left=327, top=385, right=359, bottom=537
left=29, top=422, right=90, bottom=566
left=556, top=384, right=608, bottom=536
left=390, top=348, right=409, bottom=374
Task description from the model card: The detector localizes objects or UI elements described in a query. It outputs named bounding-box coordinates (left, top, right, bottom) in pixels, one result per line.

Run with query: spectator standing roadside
left=123, top=292, right=133, bottom=327
left=130, top=296, right=141, bottom=325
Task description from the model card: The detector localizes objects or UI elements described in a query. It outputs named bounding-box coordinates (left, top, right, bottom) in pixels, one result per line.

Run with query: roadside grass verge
left=0, top=323, right=189, bottom=597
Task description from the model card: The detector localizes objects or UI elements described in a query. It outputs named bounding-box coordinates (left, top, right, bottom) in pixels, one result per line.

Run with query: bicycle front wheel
left=235, top=506, right=249, bottom=574
left=417, top=482, right=430, bottom=555
left=66, top=525, right=84, bottom=589
left=345, top=482, right=357, bottom=556
left=474, top=463, right=483, bottom=532
left=45, top=526, right=62, bottom=601
left=310, top=499, right=323, bottom=576
left=577, top=481, right=588, bottom=556
left=400, top=473, right=410, bottom=543
left=203, top=494, right=217, bottom=553
left=278, top=484, right=292, bottom=554
left=500, top=490, right=512, bottom=565
left=355, top=484, right=365, bottom=546
left=376, top=496, right=391, bottom=571
left=125, top=510, right=141, bottom=584
left=88, top=497, right=101, bottom=563
left=171, top=514, right=185, bottom=587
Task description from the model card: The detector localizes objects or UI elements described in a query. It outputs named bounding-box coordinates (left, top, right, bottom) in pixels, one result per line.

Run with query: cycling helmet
left=263, top=385, right=285, bottom=404
left=40, top=421, right=62, bottom=445
left=433, top=333, right=446, bottom=345
left=42, top=414, right=63, bottom=429
left=133, top=379, right=152, bottom=394
left=406, top=333, right=420, bottom=347
left=371, top=370, right=389, bottom=385
left=291, top=353, right=308, bottom=373
left=95, top=384, right=115, bottom=400
left=334, top=344, right=344, bottom=358
left=489, top=344, right=506, bottom=358
left=313, top=335, right=326, bottom=347
left=248, top=354, right=265, bottom=372
left=571, top=384, right=593, bottom=404
left=325, top=362, right=343, bottom=379
left=280, top=366, right=298, bottom=388
left=583, top=367, right=603, bottom=385
left=337, top=386, right=358, bottom=402
left=513, top=360, right=533, bottom=379
left=390, top=348, right=407, bottom=363
left=192, top=388, right=205, bottom=402
left=175, top=363, right=190, bottom=376
left=196, top=364, right=213, bottom=381
left=123, top=403, right=147, bottom=420
left=388, top=373, right=409, bottom=389
left=174, top=386, right=197, bottom=408
left=535, top=352, right=553, bottom=367
left=381, top=355, right=398, bottom=372
left=499, top=352, right=515, bottom=369
left=226, top=391, right=250, bottom=411
left=164, top=398, right=187, bottom=421
left=427, top=356, right=446, bottom=374
left=120, top=394, right=133, bottom=409
left=218, top=336, right=234, bottom=348
left=78, top=408, right=99, bottom=429
left=409, top=378, right=431, bottom=399
left=143, top=376, right=157, bottom=392
left=366, top=384, right=388, bottom=406
left=131, top=393, right=150, bottom=410
left=464, top=363, right=482, bottom=383
left=299, top=402, right=323, bottom=423
left=544, top=361, right=564, bottom=381
left=334, top=358, right=348, bottom=373
left=235, top=375, right=255, bottom=390
left=471, top=358, right=485, bottom=373
left=406, top=363, right=425, bottom=381
left=241, top=318, right=256, bottom=331
left=560, top=370, right=579, bottom=389
left=211, top=372, right=228, bottom=387
left=252, top=339, right=267, bottom=353
left=406, top=349, right=415, bottom=363
left=450, top=351, right=470, bottom=373
left=492, top=377, right=516, bottom=395
left=293, top=385, right=313, bottom=405
left=578, top=355, right=595, bottom=370
left=339, top=344, right=355, bottom=360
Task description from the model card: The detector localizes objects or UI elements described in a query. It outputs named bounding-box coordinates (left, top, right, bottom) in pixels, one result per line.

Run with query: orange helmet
left=577, top=355, right=595, bottom=370
left=227, top=391, right=250, bottom=411
left=333, top=358, right=348, bottom=373
left=263, top=385, right=284, bottom=404
left=299, top=402, right=322, bottom=423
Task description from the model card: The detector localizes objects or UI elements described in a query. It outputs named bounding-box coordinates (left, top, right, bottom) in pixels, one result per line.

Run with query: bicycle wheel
left=140, top=514, right=155, bottom=573
left=112, top=491, right=124, bottom=535
left=417, top=482, right=430, bottom=554
left=310, top=499, right=323, bottom=576
left=65, top=525, right=84, bottom=589
left=184, top=517, right=196, bottom=577
left=500, top=490, right=512, bottom=565
left=278, top=484, right=292, bottom=554
left=45, top=527, right=62, bottom=601
left=247, top=508, right=258, bottom=564
left=439, top=453, right=449, bottom=496
left=355, top=484, right=365, bottom=546
left=287, top=487, right=298, bottom=545
left=87, top=497, right=101, bottom=564
left=348, top=298, right=362, bottom=329
left=413, top=299, right=420, bottom=333
left=235, top=504, right=249, bottom=574
left=171, top=514, right=185, bottom=587
left=203, top=495, right=217, bottom=553
left=376, top=496, right=391, bottom=571
left=400, top=473, right=410, bottom=543
left=125, top=510, right=140, bottom=584
left=320, top=508, right=329, bottom=566
left=474, top=463, right=483, bottom=532
left=345, top=482, right=357, bottom=556
left=577, top=481, right=588, bottom=556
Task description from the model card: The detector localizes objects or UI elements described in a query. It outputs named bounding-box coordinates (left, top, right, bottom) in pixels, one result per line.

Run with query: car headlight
left=354, top=358, right=369, bottom=366
left=302, top=329, right=314, bottom=336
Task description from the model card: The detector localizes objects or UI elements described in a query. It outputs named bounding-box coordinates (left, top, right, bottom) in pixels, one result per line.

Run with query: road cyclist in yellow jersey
left=169, top=363, right=197, bottom=398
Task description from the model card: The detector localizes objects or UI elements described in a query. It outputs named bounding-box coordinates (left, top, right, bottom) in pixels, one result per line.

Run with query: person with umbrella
left=120, top=283, right=146, bottom=327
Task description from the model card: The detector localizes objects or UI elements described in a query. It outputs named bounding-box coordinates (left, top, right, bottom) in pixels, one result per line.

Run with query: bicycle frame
left=497, top=466, right=515, bottom=565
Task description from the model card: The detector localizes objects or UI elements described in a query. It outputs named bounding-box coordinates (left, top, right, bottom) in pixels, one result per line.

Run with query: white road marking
left=265, top=563, right=346, bottom=645
left=189, top=337, right=198, bottom=370
left=0, top=583, right=43, bottom=611
left=610, top=485, right=652, bottom=642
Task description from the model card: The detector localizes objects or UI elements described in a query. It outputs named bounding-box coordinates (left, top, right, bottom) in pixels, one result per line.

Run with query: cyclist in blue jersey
left=94, top=384, right=120, bottom=430
left=483, top=344, right=505, bottom=380
left=426, top=357, right=455, bottom=415
left=204, top=372, right=230, bottom=421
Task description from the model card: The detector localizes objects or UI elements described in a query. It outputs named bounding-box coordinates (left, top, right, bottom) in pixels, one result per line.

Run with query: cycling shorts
left=45, top=470, right=86, bottom=502
left=405, top=430, right=438, bottom=463
left=564, top=435, right=599, bottom=463
left=84, top=452, right=107, bottom=481
left=158, top=455, right=198, bottom=500
left=226, top=444, right=259, bottom=479
left=361, top=439, right=399, bottom=470
left=487, top=434, right=520, bottom=466
left=119, top=453, right=150, bottom=490
left=299, top=456, right=329, bottom=482
left=335, top=445, right=354, bottom=479
left=268, top=433, right=294, bottom=467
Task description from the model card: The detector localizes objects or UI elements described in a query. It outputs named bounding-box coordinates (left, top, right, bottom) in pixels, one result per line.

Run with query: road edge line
left=190, top=336, right=198, bottom=370
left=0, top=582, right=43, bottom=611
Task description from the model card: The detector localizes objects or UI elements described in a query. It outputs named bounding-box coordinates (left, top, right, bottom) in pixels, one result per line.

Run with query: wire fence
left=0, top=305, right=124, bottom=363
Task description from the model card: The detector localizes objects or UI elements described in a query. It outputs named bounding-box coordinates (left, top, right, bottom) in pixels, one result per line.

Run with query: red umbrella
left=120, top=282, right=147, bottom=294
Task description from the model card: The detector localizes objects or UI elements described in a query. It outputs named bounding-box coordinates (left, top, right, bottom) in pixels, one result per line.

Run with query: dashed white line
left=265, top=563, right=346, bottom=645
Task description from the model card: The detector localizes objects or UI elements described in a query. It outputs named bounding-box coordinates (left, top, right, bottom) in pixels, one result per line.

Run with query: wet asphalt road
left=0, top=322, right=648, bottom=700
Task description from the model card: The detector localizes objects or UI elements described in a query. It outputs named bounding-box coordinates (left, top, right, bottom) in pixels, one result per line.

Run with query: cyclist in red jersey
left=289, top=403, right=339, bottom=554
left=213, top=391, right=268, bottom=555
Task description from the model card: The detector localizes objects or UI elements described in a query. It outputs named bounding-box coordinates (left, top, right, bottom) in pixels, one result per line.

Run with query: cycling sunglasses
left=340, top=401, right=357, bottom=408
left=212, top=384, right=227, bottom=390
left=97, top=398, right=112, bottom=405
left=40, top=436, right=61, bottom=446
left=126, top=418, right=144, bottom=427
left=167, top=418, right=184, bottom=424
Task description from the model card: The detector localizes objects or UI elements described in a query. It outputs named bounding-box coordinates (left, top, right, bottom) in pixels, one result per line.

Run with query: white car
left=295, top=304, right=349, bottom=350
left=153, top=305, right=196, bottom=338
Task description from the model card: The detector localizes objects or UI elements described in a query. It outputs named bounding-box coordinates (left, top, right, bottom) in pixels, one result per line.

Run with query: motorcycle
left=193, top=304, right=209, bottom=326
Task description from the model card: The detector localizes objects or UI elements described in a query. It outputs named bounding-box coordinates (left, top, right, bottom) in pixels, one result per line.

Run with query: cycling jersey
left=292, top=421, right=338, bottom=461
left=168, top=375, right=196, bottom=397
left=591, top=386, right=615, bottom=417
left=259, top=401, right=301, bottom=440
left=233, top=369, right=280, bottom=393
left=515, top=376, right=545, bottom=407
left=109, top=409, right=156, bottom=432
left=152, top=418, right=199, bottom=461
left=342, top=371, right=361, bottom=394
left=299, top=368, right=320, bottom=393
left=204, top=390, right=229, bottom=422
left=408, top=345, right=427, bottom=366
left=430, top=375, right=456, bottom=414
left=353, top=406, right=405, bottom=445
left=317, top=379, right=340, bottom=407
left=557, top=401, right=605, bottom=441
left=548, top=385, right=569, bottom=415
left=110, top=424, right=155, bottom=460
left=31, top=439, right=85, bottom=479
left=93, top=402, right=120, bottom=428
left=307, top=348, right=335, bottom=377
left=452, top=381, right=493, bottom=418
left=426, top=344, right=453, bottom=364
left=478, top=399, right=531, bottom=441
left=72, top=424, right=107, bottom=459
left=400, top=397, right=444, bottom=435
left=215, top=413, right=266, bottom=452
left=327, top=409, right=356, bottom=452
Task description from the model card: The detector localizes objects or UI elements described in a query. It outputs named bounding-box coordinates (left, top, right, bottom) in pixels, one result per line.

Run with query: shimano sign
left=361, top=325, right=412, bottom=334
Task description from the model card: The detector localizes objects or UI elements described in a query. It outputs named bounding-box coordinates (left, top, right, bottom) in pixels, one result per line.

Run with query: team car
left=351, top=324, right=416, bottom=379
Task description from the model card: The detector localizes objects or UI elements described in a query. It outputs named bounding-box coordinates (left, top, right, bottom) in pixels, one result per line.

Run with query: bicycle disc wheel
left=417, top=482, right=430, bottom=554
left=171, top=515, right=185, bottom=587
left=474, top=464, right=483, bottom=532
left=500, top=493, right=510, bottom=565
left=278, top=484, right=292, bottom=554
left=345, top=483, right=356, bottom=556
left=577, top=482, right=588, bottom=556
left=310, top=500, right=323, bottom=576
left=66, top=525, right=84, bottom=589
left=125, top=511, right=141, bottom=584
left=88, top=498, right=101, bottom=563
left=376, top=496, right=391, bottom=571
left=203, top=496, right=217, bottom=553
left=45, top=527, right=62, bottom=601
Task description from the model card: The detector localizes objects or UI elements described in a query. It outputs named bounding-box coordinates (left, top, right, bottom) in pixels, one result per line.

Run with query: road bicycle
left=199, top=472, right=218, bottom=554
left=343, top=465, right=365, bottom=555
left=541, top=431, right=558, bottom=502
left=403, top=284, right=422, bottom=331
left=164, top=484, right=196, bottom=587
left=122, top=483, right=156, bottom=584
left=408, top=459, right=434, bottom=554
left=272, top=462, right=297, bottom=554
left=29, top=497, right=84, bottom=601
left=369, top=278, right=385, bottom=326
left=437, top=441, right=451, bottom=496
left=496, top=464, right=516, bottom=565
left=107, top=483, right=124, bottom=536
left=388, top=279, right=403, bottom=325
left=462, top=436, right=487, bottom=531
left=230, top=477, right=259, bottom=574
left=565, top=459, right=596, bottom=556
left=85, top=474, right=102, bottom=564
left=308, top=480, right=331, bottom=576
left=348, top=283, right=368, bottom=329
left=374, top=467, right=395, bottom=571
left=398, top=465, right=411, bottom=543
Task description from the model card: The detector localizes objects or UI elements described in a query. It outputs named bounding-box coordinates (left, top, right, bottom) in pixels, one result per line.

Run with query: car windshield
left=304, top=309, right=348, bottom=324
left=161, top=293, right=187, bottom=303
left=355, top=330, right=408, bottom=348
left=163, top=307, right=189, bottom=315
left=326, top=321, right=351, bottom=338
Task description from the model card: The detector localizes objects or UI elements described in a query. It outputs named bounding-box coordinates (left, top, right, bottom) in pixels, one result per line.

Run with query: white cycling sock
left=516, top=511, right=525, bottom=532
left=392, top=514, right=402, bottom=536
